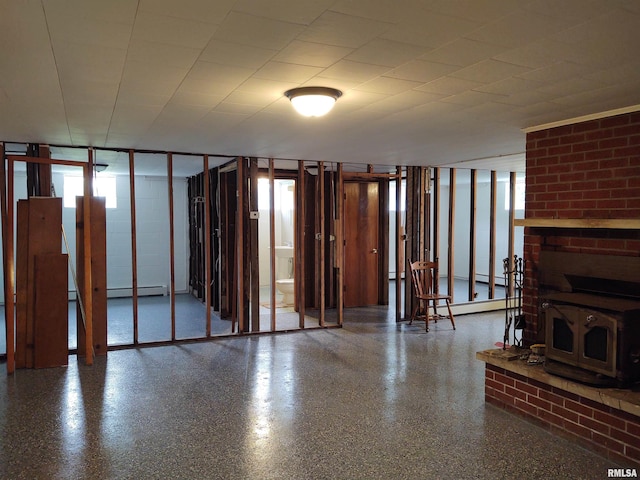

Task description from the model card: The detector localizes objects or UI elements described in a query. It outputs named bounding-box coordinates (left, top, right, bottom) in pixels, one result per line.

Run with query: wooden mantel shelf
left=514, top=218, right=640, bottom=229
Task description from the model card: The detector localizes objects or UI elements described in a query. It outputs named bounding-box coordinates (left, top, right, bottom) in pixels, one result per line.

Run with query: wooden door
left=344, top=182, right=380, bottom=307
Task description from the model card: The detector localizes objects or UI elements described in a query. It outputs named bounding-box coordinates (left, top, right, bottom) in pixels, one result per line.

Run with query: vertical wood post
left=269, top=159, right=276, bottom=331
left=249, top=158, right=259, bottom=332
left=297, top=161, right=305, bottom=328
left=318, top=161, right=325, bottom=326
left=336, top=163, right=344, bottom=326
left=168, top=154, right=176, bottom=340
left=447, top=168, right=456, bottom=302
left=82, top=159, right=94, bottom=365
left=2, top=149, right=16, bottom=373
left=432, top=168, right=441, bottom=292
left=395, top=166, right=402, bottom=322
left=508, top=172, right=516, bottom=297
left=129, top=150, right=139, bottom=344
left=469, top=169, right=477, bottom=302
left=237, top=157, right=246, bottom=333
left=204, top=155, right=212, bottom=337
left=489, top=171, right=497, bottom=299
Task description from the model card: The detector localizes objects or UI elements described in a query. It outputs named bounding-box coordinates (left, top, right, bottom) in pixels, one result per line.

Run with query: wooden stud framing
left=297, top=160, right=305, bottom=328
left=237, top=157, right=246, bottom=333
left=488, top=171, right=497, bottom=299
left=1, top=145, right=15, bottom=373
left=167, top=153, right=176, bottom=340
left=204, top=155, right=212, bottom=337
left=83, top=155, right=94, bottom=364
left=249, top=158, right=259, bottom=332
left=432, top=168, right=441, bottom=289
left=447, top=168, right=456, bottom=302
left=269, top=159, right=276, bottom=331
left=318, top=161, right=325, bottom=326
left=468, top=169, right=477, bottom=302
left=336, top=163, right=344, bottom=326
left=508, top=172, right=516, bottom=298
left=395, top=166, right=402, bottom=322
left=129, top=150, right=139, bottom=344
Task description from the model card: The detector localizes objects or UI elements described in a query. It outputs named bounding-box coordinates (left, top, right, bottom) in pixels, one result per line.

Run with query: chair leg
left=409, top=304, right=419, bottom=325
left=445, top=300, right=456, bottom=330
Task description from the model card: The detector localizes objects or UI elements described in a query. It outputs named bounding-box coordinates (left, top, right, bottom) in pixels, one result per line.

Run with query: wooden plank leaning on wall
left=129, top=150, right=138, bottom=345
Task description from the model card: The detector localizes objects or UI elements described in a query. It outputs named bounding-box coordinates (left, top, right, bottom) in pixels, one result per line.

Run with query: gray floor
left=0, top=308, right=617, bottom=480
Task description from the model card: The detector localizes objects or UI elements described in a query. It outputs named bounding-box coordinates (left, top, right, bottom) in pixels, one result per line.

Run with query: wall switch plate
left=250, top=211, right=259, bottom=219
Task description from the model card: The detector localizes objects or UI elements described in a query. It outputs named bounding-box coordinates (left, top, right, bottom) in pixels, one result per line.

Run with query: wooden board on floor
left=33, top=253, right=68, bottom=368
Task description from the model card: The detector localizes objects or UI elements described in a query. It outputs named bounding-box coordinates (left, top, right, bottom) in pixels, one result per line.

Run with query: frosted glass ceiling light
left=284, top=87, right=342, bottom=117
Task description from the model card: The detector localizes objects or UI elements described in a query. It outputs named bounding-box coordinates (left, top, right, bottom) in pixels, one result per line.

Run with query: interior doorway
left=343, top=181, right=380, bottom=307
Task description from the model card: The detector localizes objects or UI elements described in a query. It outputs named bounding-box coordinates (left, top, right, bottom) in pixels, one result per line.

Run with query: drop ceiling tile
left=132, top=12, right=217, bottom=49
left=127, top=40, right=201, bottom=69
left=138, top=0, right=235, bottom=24
left=474, top=77, right=544, bottom=96
left=346, top=39, right=427, bottom=68
left=492, top=38, right=571, bottom=68
left=224, top=90, right=278, bottom=107
left=231, top=0, right=334, bottom=24
left=44, top=0, right=138, bottom=24
left=297, top=11, right=392, bottom=48
left=120, top=61, right=190, bottom=95
left=440, top=90, right=507, bottom=107
left=53, top=42, right=126, bottom=83
left=274, top=40, right=352, bottom=68
left=516, top=61, right=588, bottom=84
left=355, top=76, right=423, bottom=95
left=168, top=91, right=225, bottom=108
left=465, top=10, right=570, bottom=49
left=320, top=60, right=389, bottom=83
left=416, top=77, right=485, bottom=96
left=385, top=60, right=458, bottom=83
left=330, top=0, right=419, bottom=23
left=179, top=61, right=254, bottom=94
left=213, top=102, right=264, bottom=115
left=381, top=12, right=478, bottom=48
left=253, top=61, right=324, bottom=83
left=212, top=11, right=304, bottom=50
left=45, top=10, right=133, bottom=50
left=200, top=40, right=277, bottom=69
left=524, top=0, right=611, bottom=22
left=367, top=90, right=443, bottom=113
left=420, top=38, right=508, bottom=67
left=451, top=59, right=531, bottom=84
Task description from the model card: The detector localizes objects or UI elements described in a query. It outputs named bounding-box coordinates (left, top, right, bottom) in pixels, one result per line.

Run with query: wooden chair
left=409, top=260, right=456, bottom=332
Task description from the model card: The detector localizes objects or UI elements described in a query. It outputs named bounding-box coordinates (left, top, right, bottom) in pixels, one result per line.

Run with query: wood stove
left=538, top=252, right=640, bottom=387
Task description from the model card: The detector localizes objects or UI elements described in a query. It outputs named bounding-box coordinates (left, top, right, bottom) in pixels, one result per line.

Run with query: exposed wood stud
left=448, top=168, right=456, bottom=303
left=319, top=161, right=325, bottom=326
left=336, top=163, right=344, bottom=326
left=508, top=172, right=516, bottom=298
left=83, top=157, right=94, bottom=365
left=269, top=159, right=276, bottom=331
left=297, top=160, right=305, bottom=328
left=129, top=150, right=139, bottom=345
left=168, top=154, right=176, bottom=341
left=249, top=158, right=259, bottom=332
left=432, top=168, right=441, bottom=290
left=204, top=155, right=212, bottom=337
left=469, top=169, right=477, bottom=302
left=395, top=166, right=402, bottom=322
left=489, top=171, right=497, bottom=299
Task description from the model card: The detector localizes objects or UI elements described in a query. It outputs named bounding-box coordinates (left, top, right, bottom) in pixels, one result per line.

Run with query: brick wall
left=485, top=364, right=640, bottom=468
left=523, top=111, right=640, bottom=344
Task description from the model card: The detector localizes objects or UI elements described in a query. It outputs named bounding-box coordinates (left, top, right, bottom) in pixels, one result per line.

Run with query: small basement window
left=63, top=175, right=117, bottom=208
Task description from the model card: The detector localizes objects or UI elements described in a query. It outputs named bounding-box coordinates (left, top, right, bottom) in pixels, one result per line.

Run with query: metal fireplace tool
left=503, top=255, right=525, bottom=350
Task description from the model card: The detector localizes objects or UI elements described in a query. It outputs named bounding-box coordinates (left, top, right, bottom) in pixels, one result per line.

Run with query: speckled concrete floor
left=0, top=309, right=618, bottom=479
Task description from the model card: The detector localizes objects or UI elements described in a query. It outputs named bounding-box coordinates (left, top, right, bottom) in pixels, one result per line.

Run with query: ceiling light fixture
left=284, top=86, right=342, bottom=117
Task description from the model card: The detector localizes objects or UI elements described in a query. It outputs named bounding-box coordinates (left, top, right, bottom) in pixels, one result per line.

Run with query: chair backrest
left=409, top=260, right=438, bottom=297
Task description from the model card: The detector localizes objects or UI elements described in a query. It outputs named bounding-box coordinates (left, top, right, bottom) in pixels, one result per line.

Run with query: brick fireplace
left=478, top=109, right=640, bottom=467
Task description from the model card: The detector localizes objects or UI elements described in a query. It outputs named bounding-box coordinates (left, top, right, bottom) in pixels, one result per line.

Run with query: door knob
left=371, top=248, right=378, bottom=254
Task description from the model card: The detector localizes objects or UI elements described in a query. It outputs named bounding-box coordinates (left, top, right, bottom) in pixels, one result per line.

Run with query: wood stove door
left=544, top=304, right=580, bottom=367
left=579, top=308, right=616, bottom=377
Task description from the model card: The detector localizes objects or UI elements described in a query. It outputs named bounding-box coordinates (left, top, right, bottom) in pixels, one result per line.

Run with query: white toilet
left=275, top=278, right=295, bottom=305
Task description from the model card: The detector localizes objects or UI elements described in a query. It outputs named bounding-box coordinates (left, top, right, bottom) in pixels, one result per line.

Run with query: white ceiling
left=2, top=0, right=640, bottom=175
